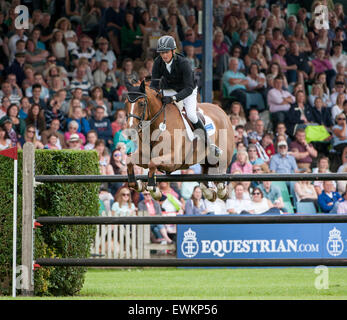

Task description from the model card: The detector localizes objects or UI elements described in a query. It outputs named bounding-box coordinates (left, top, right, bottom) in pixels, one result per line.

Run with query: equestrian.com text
left=123, top=126, right=229, bottom=167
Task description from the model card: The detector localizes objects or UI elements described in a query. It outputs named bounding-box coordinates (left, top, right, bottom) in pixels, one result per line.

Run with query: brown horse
left=124, top=80, right=234, bottom=201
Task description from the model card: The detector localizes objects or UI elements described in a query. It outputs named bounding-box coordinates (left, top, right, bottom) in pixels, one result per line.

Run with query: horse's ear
left=139, top=80, right=146, bottom=93
left=125, top=80, right=133, bottom=91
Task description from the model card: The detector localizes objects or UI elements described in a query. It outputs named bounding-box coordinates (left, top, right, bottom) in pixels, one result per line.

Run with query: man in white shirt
left=267, top=75, right=295, bottom=127
left=226, top=183, right=251, bottom=214
left=8, top=29, right=27, bottom=57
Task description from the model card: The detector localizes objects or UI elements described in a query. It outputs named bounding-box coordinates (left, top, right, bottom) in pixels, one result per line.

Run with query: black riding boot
left=192, top=118, right=222, bottom=157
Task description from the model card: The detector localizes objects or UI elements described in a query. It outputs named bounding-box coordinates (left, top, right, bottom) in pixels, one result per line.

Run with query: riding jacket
left=150, top=53, right=197, bottom=102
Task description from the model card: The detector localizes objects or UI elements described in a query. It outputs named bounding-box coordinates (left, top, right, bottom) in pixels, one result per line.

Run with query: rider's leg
left=183, top=88, right=221, bottom=157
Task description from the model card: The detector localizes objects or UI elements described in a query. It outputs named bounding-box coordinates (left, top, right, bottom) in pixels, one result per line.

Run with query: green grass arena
left=2, top=267, right=347, bottom=300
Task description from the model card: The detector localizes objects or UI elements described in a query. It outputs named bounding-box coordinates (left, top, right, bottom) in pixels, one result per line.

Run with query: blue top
left=269, top=153, right=298, bottom=174
left=222, top=70, right=247, bottom=95
left=318, top=191, right=343, bottom=213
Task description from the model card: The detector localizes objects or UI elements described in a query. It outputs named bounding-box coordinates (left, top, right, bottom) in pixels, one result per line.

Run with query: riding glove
left=162, top=96, right=173, bottom=104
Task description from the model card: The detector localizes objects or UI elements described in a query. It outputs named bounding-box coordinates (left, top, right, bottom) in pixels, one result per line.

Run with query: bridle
left=126, top=81, right=167, bottom=133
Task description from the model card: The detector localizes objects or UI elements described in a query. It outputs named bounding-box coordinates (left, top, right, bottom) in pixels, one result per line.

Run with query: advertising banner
left=177, top=223, right=347, bottom=259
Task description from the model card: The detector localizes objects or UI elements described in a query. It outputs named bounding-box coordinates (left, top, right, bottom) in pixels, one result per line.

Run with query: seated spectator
left=112, top=186, right=136, bottom=216
left=247, top=187, right=281, bottom=215
left=229, top=45, right=246, bottom=73
left=286, top=90, right=314, bottom=137
left=311, top=48, right=336, bottom=90
left=44, top=133, right=61, bottom=150
left=311, top=97, right=334, bottom=129
left=244, top=108, right=260, bottom=133
left=93, top=60, right=118, bottom=90
left=247, top=143, right=265, bottom=166
left=0, top=82, right=21, bottom=106
left=17, top=124, right=44, bottom=150
left=330, top=81, right=347, bottom=106
left=270, top=27, right=288, bottom=53
left=318, top=181, right=344, bottom=214
left=6, top=104, right=25, bottom=138
left=44, top=97, right=66, bottom=130
left=113, top=121, right=136, bottom=154
left=312, top=156, right=333, bottom=195
left=40, top=118, right=66, bottom=149
left=332, top=113, right=347, bottom=153
left=269, top=140, right=298, bottom=174
left=95, top=139, right=114, bottom=175
left=289, top=128, right=318, bottom=172
left=71, top=35, right=97, bottom=71
left=0, top=124, right=11, bottom=150
left=247, top=131, right=269, bottom=163
left=272, top=44, right=296, bottom=79
left=27, top=84, right=48, bottom=110
left=184, top=186, right=208, bottom=215
left=245, top=63, right=267, bottom=99
left=95, top=37, right=117, bottom=71
left=89, top=86, right=112, bottom=117
left=5, top=52, right=26, bottom=88
left=66, top=105, right=91, bottom=137
left=138, top=190, right=173, bottom=244
left=49, top=29, right=69, bottom=68
left=64, top=120, right=86, bottom=145
left=102, top=77, right=120, bottom=108
left=261, top=132, right=275, bottom=159
left=120, top=10, right=143, bottom=60
left=25, top=104, right=46, bottom=139
left=294, top=180, right=319, bottom=211
left=337, top=192, right=347, bottom=214
left=329, top=42, right=347, bottom=73
left=266, top=61, right=288, bottom=90
left=110, top=148, right=127, bottom=175
left=69, top=65, right=92, bottom=99
left=259, top=180, right=286, bottom=212
left=66, top=134, right=84, bottom=149
left=308, top=83, right=332, bottom=108
left=289, top=23, right=312, bottom=54
left=119, top=58, right=139, bottom=87
left=111, top=109, right=127, bottom=136
left=205, top=198, right=227, bottom=215
left=25, top=38, right=49, bottom=73
left=267, top=75, right=295, bottom=127
left=244, top=43, right=268, bottom=72
left=89, top=106, right=113, bottom=148
left=226, top=183, right=251, bottom=214
left=231, top=150, right=252, bottom=174
left=222, top=57, right=249, bottom=96
left=84, top=130, right=98, bottom=150
left=213, top=28, right=230, bottom=78
left=331, top=93, right=346, bottom=121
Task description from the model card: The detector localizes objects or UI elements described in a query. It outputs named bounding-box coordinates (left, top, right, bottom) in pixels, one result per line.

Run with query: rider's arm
left=175, top=58, right=195, bottom=102
left=150, top=58, right=161, bottom=91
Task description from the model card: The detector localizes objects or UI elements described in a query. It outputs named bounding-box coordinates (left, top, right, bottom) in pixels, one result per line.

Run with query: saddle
left=176, top=102, right=206, bottom=131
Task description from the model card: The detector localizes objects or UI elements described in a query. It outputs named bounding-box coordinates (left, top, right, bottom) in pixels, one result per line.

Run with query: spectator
left=0, top=124, right=11, bottom=150
left=25, top=104, right=46, bottom=138
left=231, top=150, right=252, bottom=174
left=244, top=108, right=260, bottom=133
left=332, top=113, right=347, bottom=153
left=5, top=52, right=26, bottom=87
left=267, top=75, right=295, bottom=127
left=138, top=191, right=173, bottom=244
left=95, top=139, right=114, bottom=175
left=40, top=118, right=66, bottom=149
left=259, top=180, right=286, bottom=212
left=49, top=29, right=69, bottom=68
left=44, top=97, right=66, bottom=130
left=54, top=17, right=78, bottom=52
left=84, top=129, right=98, bottom=151
left=89, top=86, right=111, bottom=117
left=229, top=102, right=247, bottom=126
left=330, top=81, right=347, bottom=106
left=311, top=48, right=336, bottom=90
left=261, top=132, right=275, bottom=159
left=66, top=105, right=91, bottom=137
left=184, top=186, right=208, bottom=215
left=110, top=148, right=127, bottom=175
left=318, top=180, right=344, bottom=214
left=120, top=10, right=143, bottom=60
left=112, top=186, right=136, bottom=216
left=17, top=124, right=44, bottom=150
left=329, top=42, right=347, bottom=73
left=25, top=38, right=49, bottom=73
left=89, top=105, right=113, bottom=147
left=226, top=183, right=251, bottom=214
left=64, top=119, right=86, bottom=145
left=337, top=192, right=347, bottom=214
left=81, top=0, right=102, bottom=38
left=313, top=156, right=333, bottom=195
left=289, top=128, right=318, bottom=172
left=95, top=37, right=117, bottom=71
left=6, top=103, right=25, bottom=138
left=44, top=133, right=61, bottom=150
left=247, top=187, right=281, bottom=215
left=286, top=90, right=314, bottom=138
left=311, top=96, right=334, bottom=129
left=294, top=180, right=319, bottom=211
left=119, top=58, right=139, bottom=87
left=269, top=140, right=298, bottom=174
left=266, top=61, right=288, bottom=89
left=0, top=81, right=21, bottom=106
left=70, top=65, right=92, bottom=98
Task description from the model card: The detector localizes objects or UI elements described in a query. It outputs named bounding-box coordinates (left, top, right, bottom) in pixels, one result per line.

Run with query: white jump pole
left=12, top=157, right=18, bottom=298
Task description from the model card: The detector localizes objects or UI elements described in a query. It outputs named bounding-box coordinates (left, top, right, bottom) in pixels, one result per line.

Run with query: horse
left=124, top=79, right=234, bottom=202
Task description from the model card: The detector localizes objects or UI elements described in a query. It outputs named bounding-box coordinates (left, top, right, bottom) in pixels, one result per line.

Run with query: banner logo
left=326, top=227, right=344, bottom=257
left=181, top=228, right=199, bottom=258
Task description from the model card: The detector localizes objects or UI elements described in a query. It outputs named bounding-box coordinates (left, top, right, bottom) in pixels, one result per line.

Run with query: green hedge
left=0, top=149, right=100, bottom=296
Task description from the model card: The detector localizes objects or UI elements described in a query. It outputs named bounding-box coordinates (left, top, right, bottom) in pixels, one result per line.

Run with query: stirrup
left=209, top=144, right=222, bottom=157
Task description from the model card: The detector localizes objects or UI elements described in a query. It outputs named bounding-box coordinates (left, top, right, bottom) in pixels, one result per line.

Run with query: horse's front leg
left=127, top=152, right=146, bottom=192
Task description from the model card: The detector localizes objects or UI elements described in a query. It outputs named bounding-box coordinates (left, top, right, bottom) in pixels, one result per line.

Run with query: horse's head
left=125, top=80, right=148, bottom=130
left=125, top=79, right=162, bottom=131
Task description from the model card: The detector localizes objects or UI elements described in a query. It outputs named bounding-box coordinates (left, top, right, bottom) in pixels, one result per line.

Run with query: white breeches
left=163, top=87, right=198, bottom=124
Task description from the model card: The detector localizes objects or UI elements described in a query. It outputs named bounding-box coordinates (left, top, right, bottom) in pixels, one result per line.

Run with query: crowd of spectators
left=0, top=0, right=347, bottom=244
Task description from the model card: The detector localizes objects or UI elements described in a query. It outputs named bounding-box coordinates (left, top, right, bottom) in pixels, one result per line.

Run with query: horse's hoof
left=146, top=185, right=156, bottom=192
left=136, top=180, right=146, bottom=192
left=150, top=190, right=162, bottom=201
left=217, top=183, right=225, bottom=190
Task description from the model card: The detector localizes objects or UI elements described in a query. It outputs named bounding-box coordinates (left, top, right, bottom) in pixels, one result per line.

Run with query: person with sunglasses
left=247, top=187, right=281, bottom=215
left=332, top=113, right=347, bottom=153
left=111, top=186, right=136, bottom=217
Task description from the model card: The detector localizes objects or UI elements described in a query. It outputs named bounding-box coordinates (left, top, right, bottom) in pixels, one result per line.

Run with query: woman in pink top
left=231, top=150, right=253, bottom=174
left=311, top=48, right=336, bottom=90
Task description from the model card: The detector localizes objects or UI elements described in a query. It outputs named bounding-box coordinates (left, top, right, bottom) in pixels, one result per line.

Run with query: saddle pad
left=174, top=102, right=216, bottom=141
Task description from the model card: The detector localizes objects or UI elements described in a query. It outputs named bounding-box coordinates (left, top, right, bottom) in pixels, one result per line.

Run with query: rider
left=150, top=35, right=221, bottom=157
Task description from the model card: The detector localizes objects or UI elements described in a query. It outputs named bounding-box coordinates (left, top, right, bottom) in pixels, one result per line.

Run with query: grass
left=2, top=267, right=347, bottom=300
